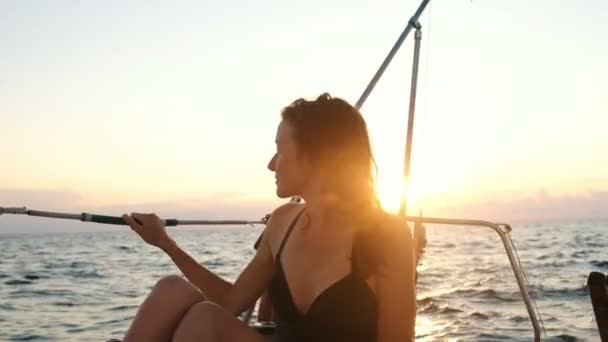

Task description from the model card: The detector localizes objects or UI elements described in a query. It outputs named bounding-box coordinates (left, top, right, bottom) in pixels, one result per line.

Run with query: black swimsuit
left=267, top=209, right=378, bottom=342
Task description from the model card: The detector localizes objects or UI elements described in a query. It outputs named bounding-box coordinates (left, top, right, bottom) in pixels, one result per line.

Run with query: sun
left=372, top=140, right=449, bottom=216
left=366, top=104, right=466, bottom=216
left=375, top=167, right=421, bottom=214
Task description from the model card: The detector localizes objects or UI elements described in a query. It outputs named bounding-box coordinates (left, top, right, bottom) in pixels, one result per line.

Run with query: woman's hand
left=122, top=213, right=174, bottom=250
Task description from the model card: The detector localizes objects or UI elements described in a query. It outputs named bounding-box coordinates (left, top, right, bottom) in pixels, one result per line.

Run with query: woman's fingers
left=122, top=213, right=142, bottom=230
left=130, top=212, right=146, bottom=225
left=131, top=212, right=158, bottom=226
left=122, top=212, right=169, bottom=248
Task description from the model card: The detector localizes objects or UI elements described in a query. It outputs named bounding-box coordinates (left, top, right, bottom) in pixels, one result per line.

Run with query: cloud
left=0, top=188, right=84, bottom=210
left=426, top=189, right=608, bottom=222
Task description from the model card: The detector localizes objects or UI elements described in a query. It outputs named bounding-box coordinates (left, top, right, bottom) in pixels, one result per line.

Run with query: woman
left=122, top=93, right=416, bottom=341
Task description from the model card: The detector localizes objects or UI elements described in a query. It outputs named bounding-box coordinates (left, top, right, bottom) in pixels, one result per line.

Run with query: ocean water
left=0, top=221, right=606, bottom=341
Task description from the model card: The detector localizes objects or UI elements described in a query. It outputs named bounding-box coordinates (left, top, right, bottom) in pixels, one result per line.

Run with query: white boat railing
left=404, top=216, right=542, bottom=341
left=243, top=215, right=543, bottom=341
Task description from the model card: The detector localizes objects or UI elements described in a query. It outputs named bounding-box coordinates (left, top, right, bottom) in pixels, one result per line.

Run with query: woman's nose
left=267, top=154, right=277, bottom=171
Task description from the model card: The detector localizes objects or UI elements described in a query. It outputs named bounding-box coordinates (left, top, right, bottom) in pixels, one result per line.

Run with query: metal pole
left=399, top=25, right=423, bottom=217
left=0, top=207, right=265, bottom=226
left=355, top=0, right=431, bottom=110
left=404, top=216, right=541, bottom=341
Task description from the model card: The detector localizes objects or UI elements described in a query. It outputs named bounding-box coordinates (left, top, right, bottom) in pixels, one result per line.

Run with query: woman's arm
left=163, top=231, right=276, bottom=316
left=123, top=212, right=234, bottom=303
left=161, top=239, right=233, bottom=302
left=376, top=217, right=417, bottom=342
left=122, top=203, right=297, bottom=316
left=221, top=203, right=301, bottom=315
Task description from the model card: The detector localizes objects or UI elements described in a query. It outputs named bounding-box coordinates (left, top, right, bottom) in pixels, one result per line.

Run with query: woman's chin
left=275, top=187, right=294, bottom=199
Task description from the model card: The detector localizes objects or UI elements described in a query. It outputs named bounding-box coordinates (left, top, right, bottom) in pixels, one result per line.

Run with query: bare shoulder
left=266, top=201, right=304, bottom=230
left=260, top=202, right=305, bottom=252
left=375, top=211, right=410, bottom=236
left=374, top=211, right=413, bottom=258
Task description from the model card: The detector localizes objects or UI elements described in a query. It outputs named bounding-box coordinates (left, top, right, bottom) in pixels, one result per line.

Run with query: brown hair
left=281, top=93, right=380, bottom=218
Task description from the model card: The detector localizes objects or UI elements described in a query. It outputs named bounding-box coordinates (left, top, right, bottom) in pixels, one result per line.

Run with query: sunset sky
left=1, top=0, right=607, bottom=232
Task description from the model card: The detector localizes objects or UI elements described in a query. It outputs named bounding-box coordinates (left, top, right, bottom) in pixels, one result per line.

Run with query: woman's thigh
left=173, top=301, right=268, bottom=342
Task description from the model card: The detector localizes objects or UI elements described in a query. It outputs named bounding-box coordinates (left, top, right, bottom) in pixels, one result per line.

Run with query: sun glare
left=372, top=133, right=453, bottom=216
left=376, top=167, right=422, bottom=214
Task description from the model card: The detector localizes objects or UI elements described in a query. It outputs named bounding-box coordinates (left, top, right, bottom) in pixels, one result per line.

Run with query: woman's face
left=268, top=120, right=313, bottom=198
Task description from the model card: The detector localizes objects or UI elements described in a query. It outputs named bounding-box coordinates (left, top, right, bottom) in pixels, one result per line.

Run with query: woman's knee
left=153, top=275, right=204, bottom=301
left=154, top=275, right=186, bottom=289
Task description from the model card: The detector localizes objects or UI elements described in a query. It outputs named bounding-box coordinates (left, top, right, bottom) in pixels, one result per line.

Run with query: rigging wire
left=508, top=230, right=548, bottom=337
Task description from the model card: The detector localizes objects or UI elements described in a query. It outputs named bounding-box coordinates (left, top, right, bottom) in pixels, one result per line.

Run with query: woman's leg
left=172, top=301, right=267, bottom=342
left=257, top=290, right=274, bottom=322
left=123, top=275, right=205, bottom=342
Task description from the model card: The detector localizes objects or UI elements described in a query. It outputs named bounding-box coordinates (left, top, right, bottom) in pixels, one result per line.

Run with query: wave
left=108, top=304, right=139, bottom=311
left=8, top=289, right=76, bottom=297
left=527, top=284, right=588, bottom=298
left=419, top=302, right=464, bottom=315
left=474, top=333, right=521, bottom=341
left=4, top=279, right=33, bottom=286
left=546, top=334, right=579, bottom=342
left=469, top=311, right=490, bottom=320
left=590, top=260, right=608, bottom=268
left=62, top=269, right=105, bottom=279
left=508, top=315, right=529, bottom=323
left=537, top=252, right=566, bottom=260
left=0, top=303, right=17, bottom=310
left=116, top=246, right=136, bottom=253
left=417, top=296, right=433, bottom=305
left=23, top=274, right=48, bottom=280
left=571, top=250, right=590, bottom=259
left=52, top=301, right=77, bottom=307
left=441, top=287, right=521, bottom=302
left=6, top=335, right=51, bottom=341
